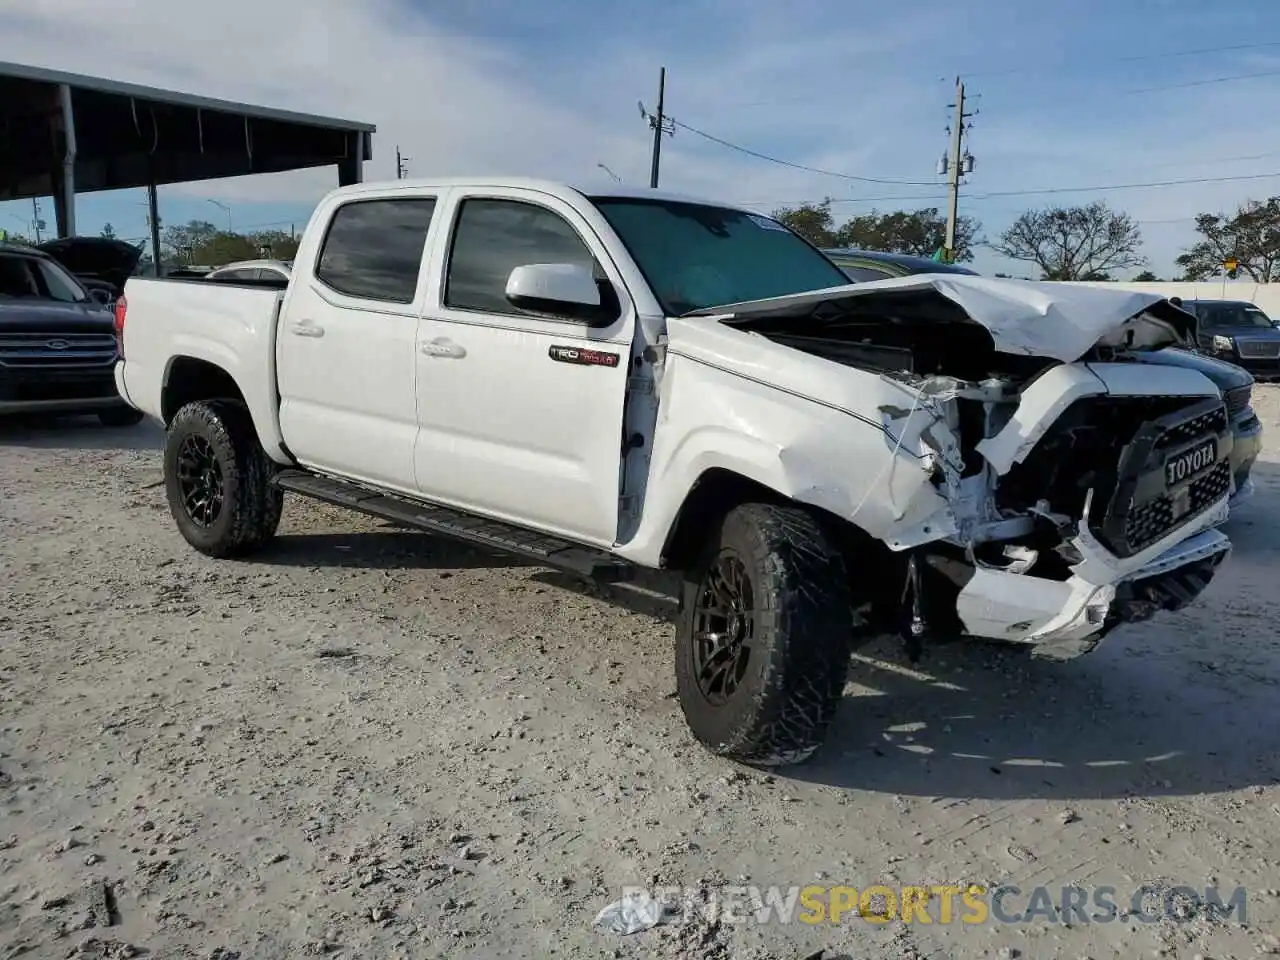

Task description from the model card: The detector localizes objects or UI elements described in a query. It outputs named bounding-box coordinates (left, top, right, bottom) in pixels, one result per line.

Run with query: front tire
left=98, top=406, right=145, bottom=427
left=163, top=400, right=283, bottom=558
left=675, top=502, right=854, bottom=767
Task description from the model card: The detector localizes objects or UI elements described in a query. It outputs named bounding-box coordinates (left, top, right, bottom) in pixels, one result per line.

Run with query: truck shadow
left=252, top=461, right=1280, bottom=803
left=788, top=625, right=1280, bottom=801
left=256, top=527, right=539, bottom=572
left=790, top=463, right=1280, bottom=801
left=0, top=414, right=164, bottom=452
left=257, top=531, right=686, bottom=622
left=1217, top=459, right=1280, bottom=560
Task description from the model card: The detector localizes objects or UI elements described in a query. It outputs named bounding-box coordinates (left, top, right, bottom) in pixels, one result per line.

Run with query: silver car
left=205, top=259, right=292, bottom=283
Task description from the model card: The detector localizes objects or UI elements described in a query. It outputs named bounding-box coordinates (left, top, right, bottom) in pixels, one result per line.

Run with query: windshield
left=1196, top=302, right=1275, bottom=330
left=590, top=197, right=851, bottom=315
left=0, top=252, right=90, bottom=303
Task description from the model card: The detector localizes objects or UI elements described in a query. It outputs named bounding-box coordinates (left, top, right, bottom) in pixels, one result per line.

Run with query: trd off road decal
left=547, top=345, right=620, bottom=368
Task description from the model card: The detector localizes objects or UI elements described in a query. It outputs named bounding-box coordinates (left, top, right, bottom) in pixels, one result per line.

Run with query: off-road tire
left=98, top=406, right=145, bottom=427
left=676, top=501, right=854, bottom=767
left=164, top=400, right=283, bottom=558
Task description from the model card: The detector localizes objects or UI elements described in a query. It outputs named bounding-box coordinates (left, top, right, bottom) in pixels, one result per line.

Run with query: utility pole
left=31, top=198, right=44, bottom=244
left=639, top=67, right=674, bottom=189
left=396, top=146, right=410, bottom=180
left=941, top=77, right=976, bottom=263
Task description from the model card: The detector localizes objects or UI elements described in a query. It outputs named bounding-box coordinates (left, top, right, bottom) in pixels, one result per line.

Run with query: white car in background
left=205, top=259, right=292, bottom=283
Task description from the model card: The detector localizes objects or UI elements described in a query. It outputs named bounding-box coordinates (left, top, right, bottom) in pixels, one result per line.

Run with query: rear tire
left=675, top=502, right=854, bottom=767
left=163, top=400, right=283, bottom=558
left=98, top=406, right=145, bottom=427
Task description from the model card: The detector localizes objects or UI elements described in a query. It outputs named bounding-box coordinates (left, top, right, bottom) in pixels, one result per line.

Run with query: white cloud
left=0, top=0, right=962, bottom=207
left=5, top=0, right=1280, bottom=277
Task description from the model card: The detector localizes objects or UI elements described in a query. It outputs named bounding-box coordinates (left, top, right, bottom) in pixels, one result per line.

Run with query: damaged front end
left=693, top=276, right=1234, bottom=660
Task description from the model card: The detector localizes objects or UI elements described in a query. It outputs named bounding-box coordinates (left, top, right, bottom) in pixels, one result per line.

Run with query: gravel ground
left=3, top=389, right=1280, bottom=960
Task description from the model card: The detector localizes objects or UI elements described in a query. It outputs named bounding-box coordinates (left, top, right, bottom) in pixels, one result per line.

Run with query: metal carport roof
left=0, top=60, right=375, bottom=252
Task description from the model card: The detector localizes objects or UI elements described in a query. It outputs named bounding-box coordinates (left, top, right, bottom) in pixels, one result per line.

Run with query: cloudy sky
left=4, top=0, right=1280, bottom=277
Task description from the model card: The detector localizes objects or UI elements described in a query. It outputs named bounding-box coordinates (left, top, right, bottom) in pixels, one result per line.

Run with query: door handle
left=290, top=319, right=325, bottom=338
left=419, top=337, right=466, bottom=359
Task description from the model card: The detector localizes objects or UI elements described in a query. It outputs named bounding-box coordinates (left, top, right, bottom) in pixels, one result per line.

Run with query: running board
left=271, top=470, right=634, bottom=582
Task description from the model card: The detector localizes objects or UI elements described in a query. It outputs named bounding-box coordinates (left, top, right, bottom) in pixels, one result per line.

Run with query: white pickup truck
left=115, top=178, right=1233, bottom=767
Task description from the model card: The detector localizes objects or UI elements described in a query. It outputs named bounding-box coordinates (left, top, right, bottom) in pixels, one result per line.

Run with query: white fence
left=1066, top=280, right=1280, bottom=314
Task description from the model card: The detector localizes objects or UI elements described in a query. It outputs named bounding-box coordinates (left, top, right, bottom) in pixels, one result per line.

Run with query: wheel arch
left=160, top=354, right=290, bottom=463
left=659, top=467, right=899, bottom=588
left=161, top=356, right=246, bottom=424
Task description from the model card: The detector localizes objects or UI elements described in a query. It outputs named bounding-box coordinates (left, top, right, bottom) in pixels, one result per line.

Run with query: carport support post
left=52, top=83, right=77, bottom=238
left=338, top=131, right=366, bottom=186
left=147, top=180, right=161, bottom=277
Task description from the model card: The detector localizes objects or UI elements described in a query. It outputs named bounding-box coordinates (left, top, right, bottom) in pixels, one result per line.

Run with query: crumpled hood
left=684, top=274, right=1197, bottom=362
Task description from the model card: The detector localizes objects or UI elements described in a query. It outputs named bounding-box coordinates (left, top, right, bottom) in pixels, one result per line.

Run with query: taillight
left=113, top=295, right=127, bottom=357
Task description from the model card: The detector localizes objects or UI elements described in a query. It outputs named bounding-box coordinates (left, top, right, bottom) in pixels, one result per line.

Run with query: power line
left=668, top=113, right=1280, bottom=200
left=708, top=40, right=1280, bottom=111
left=744, top=169, right=1280, bottom=208
left=1068, top=148, right=1280, bottom=177
left=965, top=39, right=1280, bottom=80
left=671, top=118, right=941, bottom=186
left=1128, top=67, right=1280, bottom=95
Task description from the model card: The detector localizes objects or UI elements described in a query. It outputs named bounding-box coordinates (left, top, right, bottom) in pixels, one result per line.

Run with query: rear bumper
left=0, top=396, right=128, bottom=414
left=0, top=364, right=126, bottom=416
left=113, top=360, right=135, bottom=409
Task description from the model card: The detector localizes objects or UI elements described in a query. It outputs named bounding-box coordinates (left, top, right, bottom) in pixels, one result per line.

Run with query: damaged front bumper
left=952, top=512, right=1230, bottom=660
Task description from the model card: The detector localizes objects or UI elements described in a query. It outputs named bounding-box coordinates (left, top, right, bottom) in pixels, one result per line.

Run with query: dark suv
left=0, top=242, right=143, bottom=425
left=1181, top=298, right=1280, bottom=380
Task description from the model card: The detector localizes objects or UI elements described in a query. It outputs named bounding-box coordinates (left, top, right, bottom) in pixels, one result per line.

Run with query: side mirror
left=89, top=288, right=112, bottom=306
left=505, top=263, right=602, bottom=313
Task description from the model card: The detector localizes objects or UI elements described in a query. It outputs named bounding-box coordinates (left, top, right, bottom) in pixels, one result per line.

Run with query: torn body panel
left=633, top=280, right=1231, bottom=657
left=618, top=317, right=956, bottom=564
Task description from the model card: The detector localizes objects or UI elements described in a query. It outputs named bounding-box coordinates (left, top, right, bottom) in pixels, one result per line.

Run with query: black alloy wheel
left=175, top=432, right=225, bottom=528
left=691, top=551, right=756, bottom=706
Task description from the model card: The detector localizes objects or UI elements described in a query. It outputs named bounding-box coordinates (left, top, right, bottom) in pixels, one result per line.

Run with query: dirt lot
left=3, top=390, right=1280, bottom=960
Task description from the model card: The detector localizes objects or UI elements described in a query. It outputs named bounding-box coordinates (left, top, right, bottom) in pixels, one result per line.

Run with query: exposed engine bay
left=699, top=279, right=1232, bottom=660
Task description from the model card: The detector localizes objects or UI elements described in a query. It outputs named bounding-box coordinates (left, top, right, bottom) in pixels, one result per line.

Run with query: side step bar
left=272, top=469, right=634, bottom=583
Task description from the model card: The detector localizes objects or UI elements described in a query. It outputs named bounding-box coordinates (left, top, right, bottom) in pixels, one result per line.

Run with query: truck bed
left=115, top=277, right=287, bottom=456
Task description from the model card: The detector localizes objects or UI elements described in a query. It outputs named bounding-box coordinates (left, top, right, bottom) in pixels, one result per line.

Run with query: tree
left=161, top=220, right=263, bottom=264
left=162, top=220, right=219, bottom=262
left=834, top=207, right=980, bottom=262
left=772, top=199, right=837, bottom=247
left=771, top=200, right=982, bottom=261
left=1132, top=270, right=1160, bottom=281
left=995, top=202, right=1145, bottom=280
left=249, top=229, right=300, bottom=260
left=100, top=223, right=117, bottom=239
left=1175, top=197, right=1280, bottom=282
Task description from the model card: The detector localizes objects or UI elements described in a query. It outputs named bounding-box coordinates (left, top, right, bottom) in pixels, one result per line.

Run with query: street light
left=208, top=199, right=232, bottom=232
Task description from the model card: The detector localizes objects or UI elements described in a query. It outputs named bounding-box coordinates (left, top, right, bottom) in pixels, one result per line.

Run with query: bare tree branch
left=996, top=202, right=1146, bottom=280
